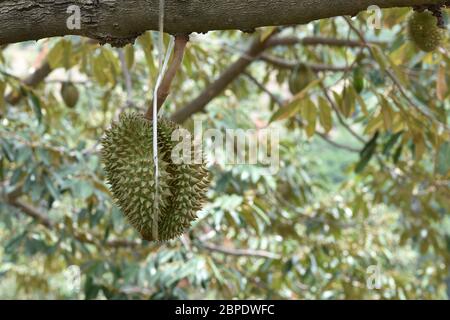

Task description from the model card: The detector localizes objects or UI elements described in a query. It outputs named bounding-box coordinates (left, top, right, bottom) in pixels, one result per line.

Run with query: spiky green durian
left=408, top=10, right=446, bottom=52
left=101, top=112, right=210, bottom=242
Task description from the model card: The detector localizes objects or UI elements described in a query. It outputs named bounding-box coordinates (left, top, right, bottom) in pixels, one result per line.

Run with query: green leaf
left=270, top=99, right=301, bottom=123
left=378, top=95, right=394, bottom=132
left=28, top=92, right=42, bottom=124
left=383, top=131, right=403, bottom=156
left=436, top=141, right=450, bottom=176
left=0, top=81, right=6, bottom=114
left=371, top=46, right=388, bottom=72
left=1, top=139, right=14, bottom=162
left=353, top=67, right=365, bottom=94
left=47, top=40, right=66, bottom=69
left=355, top=132, right=379, bottom=173
left=318, top=96, right=333, bottom=133
left=44, top=175, right=60, bottom=199
left=301, top=98, right=317, bottom=138
left=340, top=86, right=355, bottom=118
left=270, top=78, right=322, bottom=123
left=124, top=44, right=135, bottom=70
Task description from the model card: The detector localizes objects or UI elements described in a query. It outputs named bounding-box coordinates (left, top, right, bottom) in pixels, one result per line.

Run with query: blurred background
left=0, top=8, right=449, bottom=299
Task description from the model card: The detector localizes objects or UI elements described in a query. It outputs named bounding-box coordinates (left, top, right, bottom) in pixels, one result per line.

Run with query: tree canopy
left=0, top=2, right=449, bottom=299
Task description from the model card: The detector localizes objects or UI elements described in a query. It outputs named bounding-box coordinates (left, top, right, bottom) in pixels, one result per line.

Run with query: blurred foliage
left=0, top=9, right=449, bottom=299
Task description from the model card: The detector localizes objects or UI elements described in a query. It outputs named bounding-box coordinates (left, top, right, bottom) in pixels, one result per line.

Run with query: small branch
left=144, top=34, right=189, bottom=120
left=243, top=71, right=285, bottom=106
left=196, top=241, right=281, bottom=260
left=4, top=62, right=52, bottom=105
left=316, top=132, right=360, bottom=153
left=9, top=198, right=53, bottom=229
left=0, top=0, right=439, bottom=46
left=259, top=54, right=351, bottom=72
left=320, top=84, right=366, bottom=144
left=265, top=36, right=378, bottom=48
left=342, top=16, right=448, bottom=131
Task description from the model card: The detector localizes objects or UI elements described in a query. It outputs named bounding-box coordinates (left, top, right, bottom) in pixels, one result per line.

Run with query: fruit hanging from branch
left=101, top=112, right=210, bottom=242
left=61, top=82, right=79, bottom=109
left=407, top=9, right=446, bottom=52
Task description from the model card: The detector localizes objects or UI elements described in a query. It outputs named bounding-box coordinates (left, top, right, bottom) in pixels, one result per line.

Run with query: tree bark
left=0, top=0, right=446, bottom=46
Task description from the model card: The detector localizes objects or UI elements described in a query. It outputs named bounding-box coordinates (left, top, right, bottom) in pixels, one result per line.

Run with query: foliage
left=0, top=8, right=449, bottom=299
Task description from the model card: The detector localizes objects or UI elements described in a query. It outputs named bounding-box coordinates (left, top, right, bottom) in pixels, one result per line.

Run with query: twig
left=243, top=71, right=285, bottom=106
left=259, top=54, right=351, bottom=72
left=144, top=34, right=189, bottom=120
left=8, top=198, right=53, bottom=228
left=316, top=131, right=360, bottom=153
left=265, top=36, right=381, bottom=48
left=195, top=241, right=281, bottom=260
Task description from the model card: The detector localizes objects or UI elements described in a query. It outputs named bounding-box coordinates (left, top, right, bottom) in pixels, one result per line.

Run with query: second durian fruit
left=101, top=112, right=210, bottom=242
left=408, top=10, right=446, bottom=52
left=61, top=82, right=79, bottom=109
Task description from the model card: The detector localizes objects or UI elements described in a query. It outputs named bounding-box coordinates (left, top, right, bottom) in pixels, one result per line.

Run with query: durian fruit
left=101, top=112, right=210, bottom=242
left=61, top=82, right=79, bottom=109
left=408, top=10, right=446, bottom=52
left=289, top=63, right=316, bottom=95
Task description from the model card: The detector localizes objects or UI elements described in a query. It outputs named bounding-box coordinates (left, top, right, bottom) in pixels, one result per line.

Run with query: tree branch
left=145, top=34, right=189, bottom=120
left=260, top=54, right=351, bottom=72
left=171, top=29, right=280, bottom=123
left=9, top=198, right=54, bottom=229
left=242, top=72, right=359, bottom=153
left=170, top=31, right=368, bottom=123
left=320, top=84, right=366, bottom=144
left=5, top=190, right=142, bottom=249
left=242, top=71, right=285, bottom=106
left=0, top=1, right=444, bottom=46
left=5, top=62, right=52, bottom=105
left=195, top=241, right=281, bottom=260
left=265, top=36, right=378, bottom=48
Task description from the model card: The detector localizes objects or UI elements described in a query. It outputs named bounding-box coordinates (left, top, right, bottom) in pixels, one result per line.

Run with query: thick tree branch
left=320, top=84, right=366, bottom=144
left=260, top=54, right=351, bottom=72
left=0, top=1, right=445, bottom=46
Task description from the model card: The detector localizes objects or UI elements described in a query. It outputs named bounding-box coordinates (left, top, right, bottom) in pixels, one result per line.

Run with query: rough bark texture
left=0, top=0, right=446, bottom=46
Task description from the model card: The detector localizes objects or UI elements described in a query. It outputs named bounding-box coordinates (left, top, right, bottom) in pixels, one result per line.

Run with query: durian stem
left=144, top=34, right=189, bottom=120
